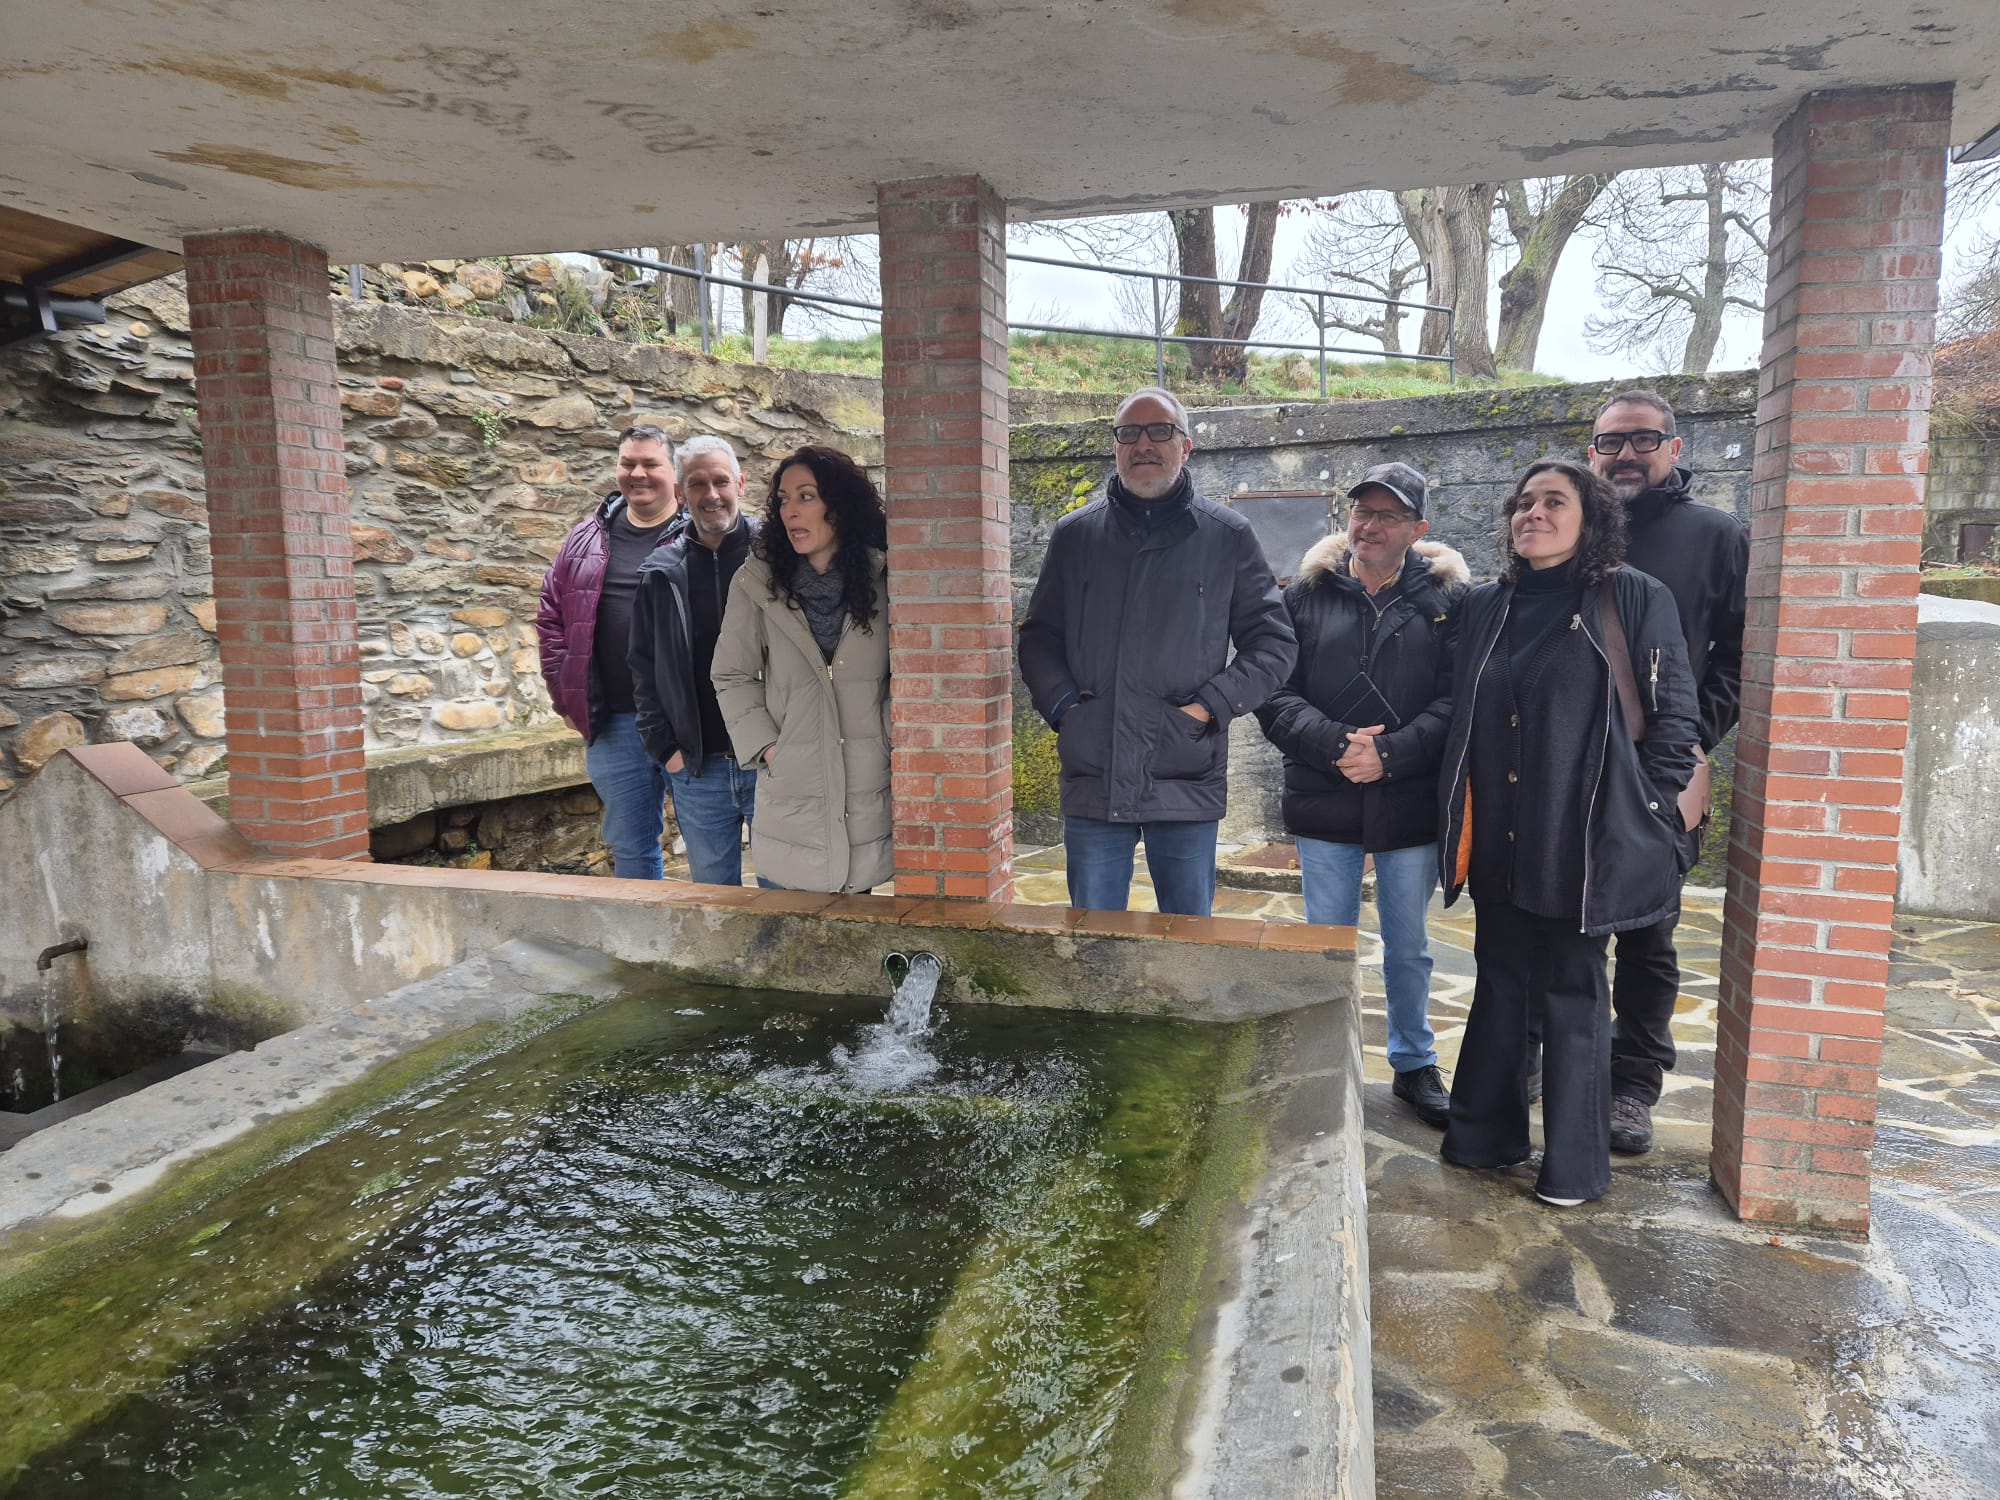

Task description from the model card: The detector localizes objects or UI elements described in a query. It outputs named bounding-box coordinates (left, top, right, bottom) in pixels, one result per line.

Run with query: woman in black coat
left=1434, top=459, right=1699, bottom=1206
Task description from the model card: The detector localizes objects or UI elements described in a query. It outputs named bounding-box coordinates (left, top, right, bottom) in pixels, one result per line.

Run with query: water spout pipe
left=35, top=938, right=88, bottom=971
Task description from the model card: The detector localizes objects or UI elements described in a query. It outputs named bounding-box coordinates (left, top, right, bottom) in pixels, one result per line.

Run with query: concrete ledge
left=5, top=745, right=1356, bottom=1030
left=1900, top=593, right=2000, bottom=920
left=184, top=723, right=588, bottom=827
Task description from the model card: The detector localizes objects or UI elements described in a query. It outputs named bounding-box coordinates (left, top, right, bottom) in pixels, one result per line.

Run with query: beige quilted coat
left=712, top=550, right=893, bottom=893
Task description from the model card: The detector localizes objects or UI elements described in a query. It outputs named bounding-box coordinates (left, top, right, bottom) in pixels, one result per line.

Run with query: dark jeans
left=1442, top=901, right=1613, bottom=1203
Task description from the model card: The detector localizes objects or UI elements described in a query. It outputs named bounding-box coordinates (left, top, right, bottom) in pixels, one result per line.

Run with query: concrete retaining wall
left=1899, top=594, right=2000, bottom=921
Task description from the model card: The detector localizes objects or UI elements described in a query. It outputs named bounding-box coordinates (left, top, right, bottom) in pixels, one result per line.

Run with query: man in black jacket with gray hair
left=629, top=434, right=760, bottom=884
left=1019, top=386, right=1296, bottom=916
left=1587, top=388, right=1749, bottom=1154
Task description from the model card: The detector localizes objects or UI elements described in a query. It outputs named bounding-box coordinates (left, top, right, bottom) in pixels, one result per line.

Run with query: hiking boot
left=1393, top=1064, right=1452, bottom=1129
left=1609, top=1094, right=1654, bottom=1155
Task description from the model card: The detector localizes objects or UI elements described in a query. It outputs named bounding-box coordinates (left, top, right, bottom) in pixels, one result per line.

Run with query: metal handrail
left=589, top=245, right=1457, bottom=390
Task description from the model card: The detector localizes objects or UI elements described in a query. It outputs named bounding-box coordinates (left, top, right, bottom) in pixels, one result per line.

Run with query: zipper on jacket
left=1578, top=610, right=1617, bottom=935
left=1648, top=647, right=1660, bottom=712
left=1444, top=597, right=1509, bottom=878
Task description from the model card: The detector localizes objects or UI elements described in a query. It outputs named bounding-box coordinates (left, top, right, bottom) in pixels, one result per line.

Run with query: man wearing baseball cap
left=1257, top=461, right=1469, bottom=1128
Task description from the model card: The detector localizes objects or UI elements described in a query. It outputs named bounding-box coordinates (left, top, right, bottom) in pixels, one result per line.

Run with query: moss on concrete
left=0, top=988, right=604, bottom=1479
left=1689, top=735, right=1738, bottom=889
left=841, top=1016, right=1259, bottom=1497
left=1013, top=457, right=1102, bottom=519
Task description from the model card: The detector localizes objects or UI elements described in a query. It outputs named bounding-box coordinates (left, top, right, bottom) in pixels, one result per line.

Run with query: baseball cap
left=1347, top=461, right=1428, bottom=520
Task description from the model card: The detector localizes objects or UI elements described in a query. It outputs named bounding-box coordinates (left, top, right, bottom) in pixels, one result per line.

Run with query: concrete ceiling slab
left=0, top=0, right=1990, bottom=261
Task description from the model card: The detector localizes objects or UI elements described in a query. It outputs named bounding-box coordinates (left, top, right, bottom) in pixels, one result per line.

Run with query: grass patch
left=641, top=327, right=1560, bottom=400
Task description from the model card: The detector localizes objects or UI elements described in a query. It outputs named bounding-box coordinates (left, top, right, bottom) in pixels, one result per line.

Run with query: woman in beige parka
left=712, top=446, right=893, bottom=893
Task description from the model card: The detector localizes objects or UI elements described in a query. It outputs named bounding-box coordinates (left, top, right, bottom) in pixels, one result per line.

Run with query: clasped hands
left=1337, top=725, right=1386, bottom=783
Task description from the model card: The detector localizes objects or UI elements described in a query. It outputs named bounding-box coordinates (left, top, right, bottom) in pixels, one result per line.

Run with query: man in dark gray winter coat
left=1018, top=387, right=1296, bottom=915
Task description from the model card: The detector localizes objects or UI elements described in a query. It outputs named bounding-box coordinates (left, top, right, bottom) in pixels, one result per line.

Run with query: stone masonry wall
left=0, top=282, right=882, bottom=795
left=1923, top=433, right=2000, bottom=562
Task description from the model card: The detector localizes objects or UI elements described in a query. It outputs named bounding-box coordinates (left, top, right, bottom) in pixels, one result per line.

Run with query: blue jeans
left=666, top=754, right=757, bottom=886
left=1296, top=838, right=1440, bottom=1074
left=1064, top=816, right=1218, bottom=916
left=585, top=713, right=667, bottom=879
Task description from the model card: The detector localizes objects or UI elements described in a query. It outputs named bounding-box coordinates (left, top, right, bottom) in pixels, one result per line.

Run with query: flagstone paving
left=1014, top=847, right=2000, bottom=1498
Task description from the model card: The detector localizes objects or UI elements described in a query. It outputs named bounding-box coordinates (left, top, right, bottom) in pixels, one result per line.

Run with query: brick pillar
left=1711, top=86, right=1950, bottom=1233
left=183, top=231, right=369, bottom=858
left=876, top=176, right=1013, bottom=899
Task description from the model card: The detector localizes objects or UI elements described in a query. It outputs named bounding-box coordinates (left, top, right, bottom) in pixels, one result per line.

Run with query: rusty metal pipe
left=35, top=938, right=88, bottom=971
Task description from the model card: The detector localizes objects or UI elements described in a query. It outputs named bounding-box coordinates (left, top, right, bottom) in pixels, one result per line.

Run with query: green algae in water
left=1, top=986, right=1241, bottom=1498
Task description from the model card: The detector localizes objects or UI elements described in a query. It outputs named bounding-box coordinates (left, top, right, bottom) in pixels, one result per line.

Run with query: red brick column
left=183, top=231, right=369, bottom=858
left=1711, top=86, right=1950, bottom=1233
left=876, top=176, right=1013, bottom=899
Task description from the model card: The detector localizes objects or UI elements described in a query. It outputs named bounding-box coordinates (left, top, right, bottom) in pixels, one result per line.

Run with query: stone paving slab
left=1014, top=846, right=2000, bottom=1498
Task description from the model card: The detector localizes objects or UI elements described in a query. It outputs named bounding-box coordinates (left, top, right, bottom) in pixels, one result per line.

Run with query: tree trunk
left=1680, top=165, right=1729, bottom=373
left=1170, top=208, right=1225, bottom=379
left=1208, top=201, right=1282, bottom=382
left=661, top=245, right=701, bottom=332
left=1452, top=186, right=1500, bottom=380
left=1494, top=174, right=1611, bottom=372
left=1396, top=189, right=1455, bottom=360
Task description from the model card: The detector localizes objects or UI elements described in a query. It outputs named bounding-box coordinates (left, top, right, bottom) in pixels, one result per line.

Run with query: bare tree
left=1494, top=175, right=1616, bottom=370
left=1943, top=159, right=2000, bottom=341
left=1398, top=184, right=1500, bottom=378
left=731, top=239, right=821, bottom=336
left=1169, top=201, right=1283, bottom=383
left=1290, top=194, right=1425, bottom=354
left=1586, top=161, right=1769, bottom=374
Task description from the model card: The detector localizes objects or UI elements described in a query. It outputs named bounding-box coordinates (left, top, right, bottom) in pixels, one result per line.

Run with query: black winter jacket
left=1623, top=466, right=1748, bottom=752
left=1018, top=475, right=1296, bottom=823
left=629, top=515, right=759, bottom=771
left=1437, top=565, right=1700, bottom=937
left=1256, top=532, right=1469, bottom=853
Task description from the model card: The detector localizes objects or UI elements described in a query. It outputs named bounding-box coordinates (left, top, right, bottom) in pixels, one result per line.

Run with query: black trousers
left=1442, top=901, right=1612, bottom=1203
left=1611, top=907, right=1681, bottom=1105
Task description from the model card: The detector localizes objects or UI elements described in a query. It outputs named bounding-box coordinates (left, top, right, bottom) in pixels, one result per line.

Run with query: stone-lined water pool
left=0, top=979, right=1262, bottom=1497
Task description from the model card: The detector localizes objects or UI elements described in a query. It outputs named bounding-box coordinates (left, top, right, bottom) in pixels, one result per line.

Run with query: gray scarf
left=790, top=562, right=848, bottom=662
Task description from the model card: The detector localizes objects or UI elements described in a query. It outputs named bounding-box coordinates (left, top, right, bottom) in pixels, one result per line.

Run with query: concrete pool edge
left=3, top=746, right=1358, bottom=1032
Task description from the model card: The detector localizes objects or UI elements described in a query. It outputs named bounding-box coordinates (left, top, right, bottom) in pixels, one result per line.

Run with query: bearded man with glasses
left=1257, top=463, right=1468, bottom=1128
left=1020, top=386, right=1296, bottom=915
left=1584, top=388, right=1748, bottom=1155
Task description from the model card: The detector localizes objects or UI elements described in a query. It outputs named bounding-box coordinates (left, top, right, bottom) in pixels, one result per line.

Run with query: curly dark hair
left=754, top=445, right=889, bottom=631
left=1497, top=458, right=1627, bottom=588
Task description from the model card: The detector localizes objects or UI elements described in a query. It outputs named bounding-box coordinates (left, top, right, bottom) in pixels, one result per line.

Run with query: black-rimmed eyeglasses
left=1112, top=422, right=1185, bottom=444
left=1590, top=430, right=1671, bottom=455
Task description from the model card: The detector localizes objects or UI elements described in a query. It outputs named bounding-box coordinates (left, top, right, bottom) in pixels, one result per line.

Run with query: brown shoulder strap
left=1596, top=577, right=1647, bottom=743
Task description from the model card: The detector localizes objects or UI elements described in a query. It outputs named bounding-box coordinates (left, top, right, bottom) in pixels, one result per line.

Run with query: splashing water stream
left=831, top=952, right=946, bottom=1092
left=37, top=968, right=62, bottom=1105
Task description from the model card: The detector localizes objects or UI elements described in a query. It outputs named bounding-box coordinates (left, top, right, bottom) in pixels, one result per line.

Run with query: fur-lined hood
left=1296, top=531, right=1471, bottom=591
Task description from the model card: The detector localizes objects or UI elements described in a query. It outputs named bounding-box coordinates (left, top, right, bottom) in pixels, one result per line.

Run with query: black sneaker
left=1609, top=1094, right=1654, bottom=1155
left=1393, top=1065, right=1451, bottom=1129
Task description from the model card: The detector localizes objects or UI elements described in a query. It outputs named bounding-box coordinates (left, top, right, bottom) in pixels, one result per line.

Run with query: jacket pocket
left=1148, top=699, right=1220, bottom=783
left=1056, top=694, right=1107, bottom=778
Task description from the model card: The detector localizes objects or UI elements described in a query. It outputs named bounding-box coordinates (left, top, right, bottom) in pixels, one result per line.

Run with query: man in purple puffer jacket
left=536, top=424, right=684, bottom=877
